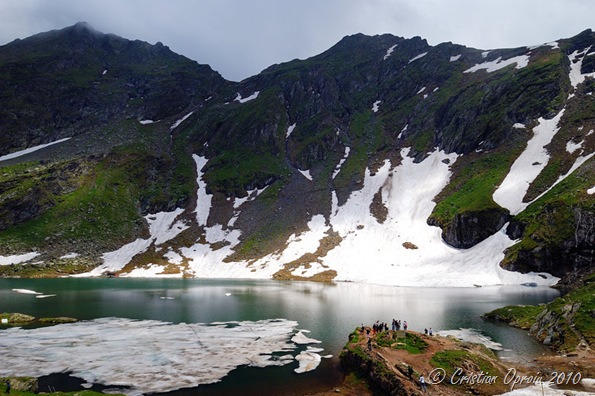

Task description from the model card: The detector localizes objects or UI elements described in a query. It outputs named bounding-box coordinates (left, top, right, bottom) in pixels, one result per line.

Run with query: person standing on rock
left=5, top=380, right=10, bottom=394
left=429, top=328, right=433, bottom=336
left=419, top=374, right=427, bottom=392
left=403, top=321, right=408, bottom=331
left=424, top=328, right=428, bottom=335
left=367, top=337, right=372, bottom=351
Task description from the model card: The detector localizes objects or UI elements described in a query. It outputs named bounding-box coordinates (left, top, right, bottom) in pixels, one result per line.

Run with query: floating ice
left=0, top=138, right=71, bottom=162
left=437, top=328, right=503, bottom=350
left=291, top=330, right=322, bottom=345
left=498, top=381, right=592, bottom=395
left=0, top=252, right=40, bottom=266
left=0, top=318, right=299, bottom=394
left=294, top=351, right=322, bottom=373
left=35, top=294, right=56, bottom=299
left=465, top=55, right=530, bottom=73
left=12, top=289, right=41, bottom=295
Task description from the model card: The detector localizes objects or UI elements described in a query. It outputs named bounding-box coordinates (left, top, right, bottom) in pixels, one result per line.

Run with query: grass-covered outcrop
left=484, top=274, right=594, bottom=352
left=0, top=377, right=121, bottom=396
left=502, top=158, right=594, bottom=278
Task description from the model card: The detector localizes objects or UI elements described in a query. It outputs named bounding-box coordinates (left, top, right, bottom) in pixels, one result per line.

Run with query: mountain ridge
left=0, top=24, right=592, bottom=288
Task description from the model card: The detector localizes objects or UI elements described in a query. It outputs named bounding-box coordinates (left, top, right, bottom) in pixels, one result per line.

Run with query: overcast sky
left=0, top=0, right=593, bottom=81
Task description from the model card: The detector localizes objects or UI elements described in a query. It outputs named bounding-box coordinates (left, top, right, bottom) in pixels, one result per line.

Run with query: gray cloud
left=0, top=0, right=593, bottom=81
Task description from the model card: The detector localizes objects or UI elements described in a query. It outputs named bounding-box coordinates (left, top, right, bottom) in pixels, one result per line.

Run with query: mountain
left=0, top=23, right=593, bottom=288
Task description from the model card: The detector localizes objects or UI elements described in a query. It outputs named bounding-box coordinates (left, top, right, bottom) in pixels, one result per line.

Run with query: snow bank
left=409, top=52, right=428, bottom=63
left=568, top=47, right=595, bottom=96
left=449, top=54, right=461, bottom=62
left=513, top=123, right=526, bottom=129
left=464, top=55, right=530, bottom=73
left=139, top=120, right=154, bottom=125
left=493, top=109, right=565, bottom=215
left=60, top=253, right=79, bottom=259
left=78, top=208, right=187, bottom=276
left=372, top=100, right=381, bottom=112
left=0, top=252, right=40, bottom=266
left=321, top=148, right=556, bottom=287
left=121, top=264, right=181, bottom=278
left=416, top=86, right=426, bottom=94
left=291, top=330, right=322, bottom=344
left=0, top=138, right=71, bottom=162
left=383, top=44, right=397, bottom=60
left=235, top=91, right=259, bottom=103
left=0, top=318, right=299, bottom=394
left=170, top=111, right=194, bottom=130
left=193, top=155, right=212, bottom=226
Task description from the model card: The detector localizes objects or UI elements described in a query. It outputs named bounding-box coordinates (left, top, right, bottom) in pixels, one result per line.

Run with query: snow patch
left=464, top=55, right=530, bottom=73
left=286, top=123, right=296, bottom=138
left=60, top=253, right=79, bottom=259
left=437, top=328, right=503, bottom=350
left=588, top=186, right=595, bottom=195
left=102, top=69, right=107, bottom=75
left=498, top=381, right=592, bottom=395
left=371, top=100, right=381, bottom=113
left=291, top=262, right=328, bottom=278
left=481, top=51, right=490, bottom=58
left=139, top=120, right=154, bottom=125
left=0, top=138, right=71, bottom=162
left=513, top=123, right=526, bottom=129
left=408, top=52, right=428, bottom=63
left=566, top=139, right=583, bottom=154
left=416, top=86, right=426, bottom=94
left=568, top=47, right=595, bottom=92
left=170, top=111, right=194, bottom=131
left=121, top=264, right=181, bottom=278
left=193, top=155, right=212, bottom=226
left=0, top=252, right=40, bottom=266
left=449, top=54, right=461, bottom=62
left=383, top=44, right=397, bottom=60
left=299, top=169, right=313, bottom=181
left=235, top=91, right=260, bottom=103
left=332, top=146, right=351, bottom=179
left=321, top=148, right=557, bottom=287
left=493, top=109, right=565, bottom=215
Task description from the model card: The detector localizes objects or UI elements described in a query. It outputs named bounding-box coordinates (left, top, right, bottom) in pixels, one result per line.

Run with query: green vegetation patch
left=430, top=349, right=499, bottom=379
left=483, top=305, right=545, bottom=329
left=375, top=331, right=428, bottom=354
left=430, top=147, right=522, bottom=226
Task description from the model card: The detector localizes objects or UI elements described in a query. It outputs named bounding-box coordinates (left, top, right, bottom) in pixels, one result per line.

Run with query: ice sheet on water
left=0, top=317, right=299, bottom=394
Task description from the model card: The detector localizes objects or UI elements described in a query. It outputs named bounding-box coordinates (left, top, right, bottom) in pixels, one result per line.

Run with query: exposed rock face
left=503, top=207, right=594, bottom=279
left=430, top=208, right=510, bottom=248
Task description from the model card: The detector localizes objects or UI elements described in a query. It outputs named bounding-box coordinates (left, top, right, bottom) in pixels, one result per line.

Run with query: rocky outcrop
left=503, top=207, right=594, bottom=280
left=430, top=208, right=510, bottom=249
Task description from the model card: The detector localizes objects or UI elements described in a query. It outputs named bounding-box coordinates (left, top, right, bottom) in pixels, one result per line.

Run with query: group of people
left=424, top=327, right=433, bottom=336
left=391, top=318, right=407, bottom=331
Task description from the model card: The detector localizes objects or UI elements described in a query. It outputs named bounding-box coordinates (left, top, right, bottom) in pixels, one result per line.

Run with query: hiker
left=424, top=328, right=428, bottom=335
left=384, top=322, right=388, bottom=331
left=361, top=323, right=365, bottom=332
left=429, top=328, right=433, bottom=336
left=391, top=319, right=395, bottom=331
left=407, top=365, right=413, bottom=379
left=403, top=321, right=408, bottom=331
left=5, top=380, right=10, bottom=394
left=419, top=374, right=427, bottom=392
left=367, top=337, right=372, bottom=351
left=396, top=320, right=401, bottom=331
